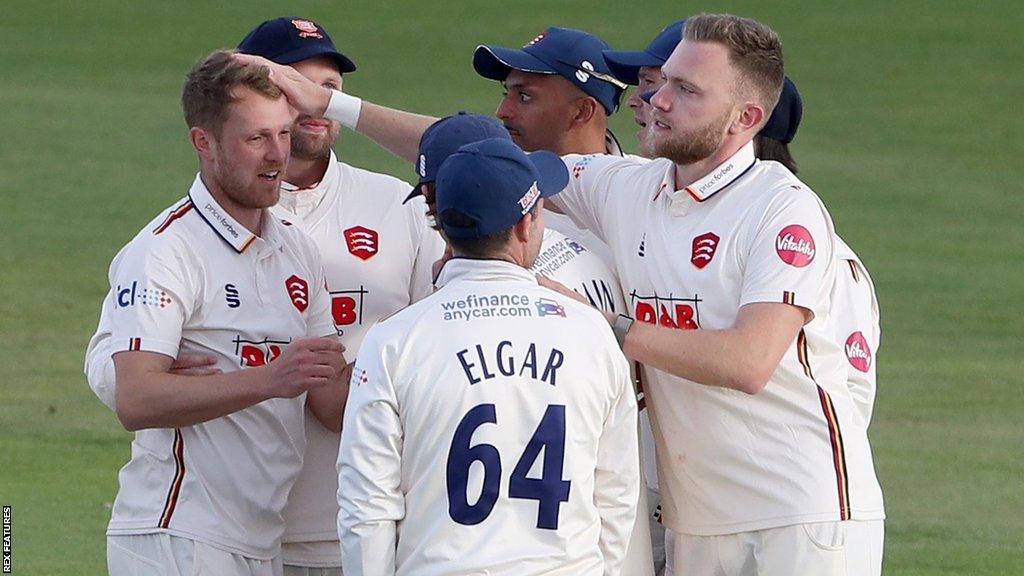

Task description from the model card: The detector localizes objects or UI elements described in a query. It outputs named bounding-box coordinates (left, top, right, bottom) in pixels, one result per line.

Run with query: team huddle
left=84, top=12, right=885, bottom=576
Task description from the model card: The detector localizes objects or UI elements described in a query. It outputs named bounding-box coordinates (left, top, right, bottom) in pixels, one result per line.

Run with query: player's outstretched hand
left=233, top=53, right=331, bottom=118
left=537, top=275, right=589, bottom=305
left=169, top=352, right=221, bottom=376
left=263, top=337, right=347, bottom=399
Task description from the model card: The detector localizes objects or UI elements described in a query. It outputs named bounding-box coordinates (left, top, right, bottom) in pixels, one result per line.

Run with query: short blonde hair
left=683, top=14, right=784, bottom=114
left=181, top=50, right=283, bottom=137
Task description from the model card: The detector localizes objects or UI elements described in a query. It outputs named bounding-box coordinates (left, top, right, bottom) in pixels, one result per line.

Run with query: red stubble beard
left=652, top=107, right=732, bottom=166
left=291, top=116, right=341, bottom=161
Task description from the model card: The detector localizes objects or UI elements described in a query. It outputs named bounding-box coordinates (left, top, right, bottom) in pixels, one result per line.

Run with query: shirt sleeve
left=831, top=257, right=881, bottom=424
left=106, top=237, right=194, bottom=359
left=338, top=327, right=405, bottom=576
left=83, top=304, right=117, bottom=411
left=594, top=346, right=640, bottom=575
left=551, top=154, right=633, bottom=244
left=739, top=186, right=836, bottom=321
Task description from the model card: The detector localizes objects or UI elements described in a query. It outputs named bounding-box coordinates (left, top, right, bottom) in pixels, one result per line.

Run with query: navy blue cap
left=435, top=138, right=569, bottom=239
left=404, top=112, right=511, bottom=203
left=603, top=19, right=687, bottom=85
left=473, top=27, right=626, bottom=115
left=759, top=77, right=802, bottom=144
left=238, top=17, right=356, bottom=73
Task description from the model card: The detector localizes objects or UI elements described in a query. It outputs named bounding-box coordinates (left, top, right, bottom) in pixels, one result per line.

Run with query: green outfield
left=1, top=1, right=1021, bottom=574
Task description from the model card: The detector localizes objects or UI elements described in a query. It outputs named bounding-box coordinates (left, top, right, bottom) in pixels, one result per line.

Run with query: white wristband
left=325, top=90, right=362, bottom=130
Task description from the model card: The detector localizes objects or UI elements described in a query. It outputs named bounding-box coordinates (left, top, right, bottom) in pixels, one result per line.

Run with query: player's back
left=340, top=259, right=637, bottom=576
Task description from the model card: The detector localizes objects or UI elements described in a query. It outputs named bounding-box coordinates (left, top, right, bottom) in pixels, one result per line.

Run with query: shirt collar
left=278, top=151, right=339, bottom=218
left=677, top=140, right=757, bottom=203
left=188, top=174, right=278, bottom=254
left=605, top=129, right=625, bottom=157
left=435, top=257, right=538, bottom=289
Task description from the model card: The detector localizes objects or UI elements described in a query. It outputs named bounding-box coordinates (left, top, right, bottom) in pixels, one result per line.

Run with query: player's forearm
left=114, top=364, right=272, bottom=431
left=623, top=322, right=782, bottom=394
left=354, top=101, right=437, bottom=163
left=306, top=363, right=351, bottom=433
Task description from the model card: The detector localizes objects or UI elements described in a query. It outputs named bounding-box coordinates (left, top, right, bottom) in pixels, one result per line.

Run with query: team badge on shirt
left=286, top=274, right=310, bottom=312
left=344, top=226, right=379, bottom=261
left=845, top=331, right=872, bottom=372
left=690, top=232, right=720, bottom=269
left=775, top=225, right=816, bottom=267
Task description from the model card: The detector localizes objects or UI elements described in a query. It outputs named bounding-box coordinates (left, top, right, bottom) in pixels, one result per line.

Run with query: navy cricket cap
left=435, top=138, right=569, bottom=239
left=238, top=17, right=356, bottom=73
left=473, top=27, right=626, bottom=115
left=603, top=18, right=687, bottom=85
left=759, top=77, right=802, bottom=144
left=404, top=112, right=511, bottom=203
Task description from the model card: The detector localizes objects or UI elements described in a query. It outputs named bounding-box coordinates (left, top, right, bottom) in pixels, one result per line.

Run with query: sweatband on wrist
left=325, top=90, right=362, bottom=129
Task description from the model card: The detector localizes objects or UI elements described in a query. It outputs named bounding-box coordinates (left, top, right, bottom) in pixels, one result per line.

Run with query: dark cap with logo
left=404, top=112, right=511, bottom=203
left=759, top=77, right=802, bottom=144
left=473, top=27, right=626, bottom=115
left=435, top=138, right=568, bottom=239
left=237, top=16, right=356, bottom=73
left=603, top=18, right=687, bottom=85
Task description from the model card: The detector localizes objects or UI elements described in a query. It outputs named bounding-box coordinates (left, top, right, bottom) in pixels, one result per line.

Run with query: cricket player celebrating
left=86, top=17, right=443, bottom=575
left=604, top=22, right=884, bottom=574
left=337, top=137, right=639, bottom=575
left=549, top=14, right=886, bottom=575
left=409, top=111, right=627, bottom=316
left=92, top=51, right=347, bottom=574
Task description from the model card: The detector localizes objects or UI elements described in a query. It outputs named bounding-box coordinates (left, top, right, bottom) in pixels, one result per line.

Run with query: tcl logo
left=344, top=226, right=379, bottom=261
left=845, top=331, right=872, bottom=373
left=331, top=286, right=369, bottom=326
left=691, top=232, right=720, bottom=269
left=286, top=275, right=309, bottom=313
left=776, top=225, right=816, bottom=267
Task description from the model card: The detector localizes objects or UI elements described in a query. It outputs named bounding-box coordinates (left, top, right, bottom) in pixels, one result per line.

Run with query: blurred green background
left=1, top=1, right=1021, bottom=574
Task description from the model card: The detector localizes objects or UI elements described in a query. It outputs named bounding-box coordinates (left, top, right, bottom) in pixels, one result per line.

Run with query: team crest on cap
left=845, top=331, right=872, bottom=372
left=518, top=182, right=540, bottom=214
left=775, top=225, right=816, bottom=267
left=691, top=232, right=720, bottom=269
left=418, top=154, right=427, bottom=177
left=344, top=226, right=379, bottom=261
left=291, top=19, right=323, bottom=39
left=285, top=274, right=309, bottom=313
left=524, top=32, right=546, bottom=47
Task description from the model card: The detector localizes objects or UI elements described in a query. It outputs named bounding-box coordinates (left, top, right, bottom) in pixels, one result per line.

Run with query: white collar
left=188, top=174, right=281, bottom=254
left=605, top=129, right=625, bottom=157
left=676, top=140, right=757, bottom=203
left=435, top=257, right=538, bottom=289
left=278, top=151, right=340, bottom=218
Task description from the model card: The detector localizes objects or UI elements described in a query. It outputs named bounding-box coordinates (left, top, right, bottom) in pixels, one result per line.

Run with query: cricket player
left=549, top=14, right=886, bottom=575
left=86, top=17, right=443, bottom=575
left=606, top=26, right=885, bottom=574
left=92, top=51, right=347, bottom=574
left=409, top=111, right=627, bottom=315
left=337, top=137, right=639, bottom=575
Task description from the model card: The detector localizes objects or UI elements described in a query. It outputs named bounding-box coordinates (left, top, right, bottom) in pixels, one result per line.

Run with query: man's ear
left=570, top=96, right=599, bottom=127
left=513, top=212, right=533, bottom=243
left=730, top=102, right=766, bottom=135
left=190, top=126, right=215, bottom=159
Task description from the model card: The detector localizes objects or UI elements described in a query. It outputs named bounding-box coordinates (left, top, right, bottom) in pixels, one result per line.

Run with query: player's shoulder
left=336, top=160, right=415, bottom=202
left=532, top=284, right=617, bottom=340
left=131, top=196, right=199, bottom=250
left=563, top=152, right=661, bottom=180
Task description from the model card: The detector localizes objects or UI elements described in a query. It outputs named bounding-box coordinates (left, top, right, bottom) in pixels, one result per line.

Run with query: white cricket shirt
left=337, top=258, right=639, bottom=576
left=551, top=143, right=885, bottom=535
left=273, top=153, right=443, bottom=566
left=98, top=175, right=336, bottom=559
left=530, top=227, right=626, bottom=316
left=832, top=236, right=881, bottom=426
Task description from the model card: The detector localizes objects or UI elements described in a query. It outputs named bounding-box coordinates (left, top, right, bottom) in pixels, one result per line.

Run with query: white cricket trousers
left=107, top=533, right=282, bottom=576
left=665, top=520, right=883, bottom=576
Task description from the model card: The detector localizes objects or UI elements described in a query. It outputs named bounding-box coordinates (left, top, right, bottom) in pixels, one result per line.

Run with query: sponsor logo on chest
left=690, top=232, right=720, bottom=269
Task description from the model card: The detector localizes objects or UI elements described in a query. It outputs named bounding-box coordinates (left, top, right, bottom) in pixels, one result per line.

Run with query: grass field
left=2, top=1, right=1022, bottom=574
